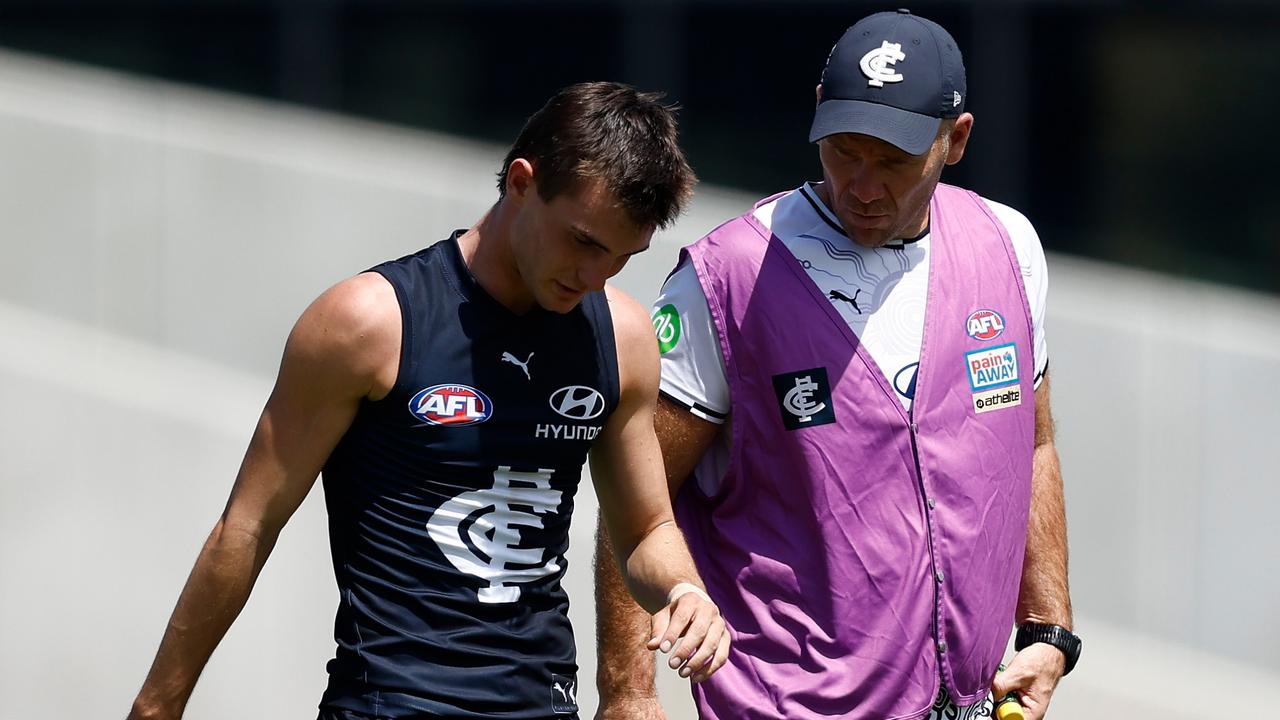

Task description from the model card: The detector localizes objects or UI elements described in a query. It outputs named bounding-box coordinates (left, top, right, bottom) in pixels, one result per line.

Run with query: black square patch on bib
left=772, top=367, right=836, bottom=430
left=550, top=674, right=578, bottom=714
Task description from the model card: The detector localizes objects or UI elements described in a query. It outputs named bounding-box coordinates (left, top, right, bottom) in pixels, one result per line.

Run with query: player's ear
left=505, top=158, right=536, bottom=201
left=815, top=84, right=824, bottom=107
left=944, top=113, right=974, bottom=165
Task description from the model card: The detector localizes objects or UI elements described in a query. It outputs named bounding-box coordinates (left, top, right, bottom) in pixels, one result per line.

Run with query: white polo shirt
left=651, top=182, right=1049, bottom=495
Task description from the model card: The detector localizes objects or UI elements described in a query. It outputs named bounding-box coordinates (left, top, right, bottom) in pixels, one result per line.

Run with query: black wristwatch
left=1014, top=623, right=1082, bottom=676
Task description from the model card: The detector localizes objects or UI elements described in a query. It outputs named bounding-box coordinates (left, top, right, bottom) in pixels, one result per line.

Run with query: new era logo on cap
left=811, top=8, right=967, bottom=155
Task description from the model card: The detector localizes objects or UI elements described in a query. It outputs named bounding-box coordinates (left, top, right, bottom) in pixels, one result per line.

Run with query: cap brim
left=809, top=99, right=941, bottom=156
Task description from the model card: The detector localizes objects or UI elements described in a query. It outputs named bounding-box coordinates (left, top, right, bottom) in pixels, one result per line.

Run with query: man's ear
left=944, top=113, right=974, bottom=166
left=815, top=83, right=824, bottom=107
left=505, top=158, right=536, bottom=200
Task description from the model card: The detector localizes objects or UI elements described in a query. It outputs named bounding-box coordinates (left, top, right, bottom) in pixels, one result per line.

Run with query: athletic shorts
left=930, top=684, right=995, bottom=720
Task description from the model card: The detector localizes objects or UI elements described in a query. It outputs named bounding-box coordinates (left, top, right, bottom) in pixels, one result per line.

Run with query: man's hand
left=647, top=583, right=730, bottom=683
left=991, top=643, right=1066, bottom=720
left=594, top=694, right=668, bottom=720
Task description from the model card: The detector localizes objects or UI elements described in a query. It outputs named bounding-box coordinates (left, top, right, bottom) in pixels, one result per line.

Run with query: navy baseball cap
left=810, top=9, right=966, bottom=155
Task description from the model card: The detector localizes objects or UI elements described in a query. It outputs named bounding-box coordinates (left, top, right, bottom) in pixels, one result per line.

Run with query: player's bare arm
left=992, top=372, right=1072, bottom=720
left=590, top=286, right=730, bottom=689
left=595, top=395, right=721, bottom=718
left=127, top=273, right=400, bottom=720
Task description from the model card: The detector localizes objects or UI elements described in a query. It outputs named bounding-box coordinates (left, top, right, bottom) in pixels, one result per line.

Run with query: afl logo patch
left=408, top=384, right=493, bottom=426
left=549, top=385, right=605, bottom=420
left=966, top=309, right=1006, bottom=341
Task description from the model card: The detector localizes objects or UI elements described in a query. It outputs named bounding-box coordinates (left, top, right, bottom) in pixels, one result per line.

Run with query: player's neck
left=457, top=205, right=537, bottom=314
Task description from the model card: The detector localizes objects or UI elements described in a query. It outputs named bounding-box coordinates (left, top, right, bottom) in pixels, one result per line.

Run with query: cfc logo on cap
left=860, top=40, right=906, bottom=87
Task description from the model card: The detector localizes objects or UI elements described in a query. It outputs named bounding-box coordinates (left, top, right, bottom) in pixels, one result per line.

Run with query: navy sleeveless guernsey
left=318, top=234, right=619, bottom=718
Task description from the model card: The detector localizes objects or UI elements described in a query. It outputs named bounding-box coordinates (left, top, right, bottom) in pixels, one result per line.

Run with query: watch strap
left=1014, top=623, right=1081, bottom=676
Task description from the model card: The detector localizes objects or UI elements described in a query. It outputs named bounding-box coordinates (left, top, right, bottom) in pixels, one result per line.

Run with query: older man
left=596, top=11, right=1079, bottom=720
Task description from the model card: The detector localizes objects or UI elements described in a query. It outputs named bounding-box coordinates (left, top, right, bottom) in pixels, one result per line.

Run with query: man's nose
left=849, top=165, right=886, bottom=205
left=578, top=256, right=615, bottom=292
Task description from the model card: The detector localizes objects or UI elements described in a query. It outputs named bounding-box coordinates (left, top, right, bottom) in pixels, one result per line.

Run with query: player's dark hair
left=497, top=81, right=696, bottom=231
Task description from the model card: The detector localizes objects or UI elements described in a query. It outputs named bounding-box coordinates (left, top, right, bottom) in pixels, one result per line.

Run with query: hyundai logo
left=549, top=385, right=605, bottom=420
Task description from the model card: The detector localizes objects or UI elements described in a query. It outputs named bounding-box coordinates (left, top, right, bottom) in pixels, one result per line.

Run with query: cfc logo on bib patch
left=772, top=367, right=836, bottom=430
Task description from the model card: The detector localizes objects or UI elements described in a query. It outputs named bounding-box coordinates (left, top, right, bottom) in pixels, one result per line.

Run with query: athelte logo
left=426, top=466, right=563, bottom=604
left=501, top=351, right=534, bottom=380
left=860, top=40, right=906, bottom=87
left=772, top=367, right=837, bottom=430
left=408, top=384, right=493, bottom=427
left=973, top=386, right=1022, bottom=415
left=549, top=385, right=605, bottom=420
left=550, top=674, right=578, bottom=714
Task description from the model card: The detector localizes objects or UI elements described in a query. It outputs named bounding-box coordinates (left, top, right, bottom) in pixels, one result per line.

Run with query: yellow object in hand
left=994, top=664, right=1025, bottom=720
left=994, top=694, right=1025, bottom=720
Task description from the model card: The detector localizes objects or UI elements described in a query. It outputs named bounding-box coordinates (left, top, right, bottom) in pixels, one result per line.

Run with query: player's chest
left=399, top=328, right=616, bottom=463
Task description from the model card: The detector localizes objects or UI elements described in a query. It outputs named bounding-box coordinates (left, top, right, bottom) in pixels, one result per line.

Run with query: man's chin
left=846, top=227, right=892, bottom=249
left=539, top=295, right=583, bottom=314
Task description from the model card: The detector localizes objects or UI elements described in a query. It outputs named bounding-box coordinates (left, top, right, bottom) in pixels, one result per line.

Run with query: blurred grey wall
left=2, top=50, right=1277, bottom=719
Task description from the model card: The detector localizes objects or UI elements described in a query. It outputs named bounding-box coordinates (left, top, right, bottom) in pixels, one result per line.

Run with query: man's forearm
left=130, top=517, right=278, bottom=719
left=615, top=515, right=705, bottom=614
left=1016, top=399, right=1072, bottom=629
left=595, top=514, right=660, bottom=701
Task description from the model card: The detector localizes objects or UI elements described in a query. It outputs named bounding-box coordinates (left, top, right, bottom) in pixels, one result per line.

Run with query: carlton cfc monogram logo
left=784, top=377, right=827, bottom=422
left=426, top=466, right=563, bottom=603
left=860, top=40, right=906, bottom=87
left=772, top=367, right=837, bottom=431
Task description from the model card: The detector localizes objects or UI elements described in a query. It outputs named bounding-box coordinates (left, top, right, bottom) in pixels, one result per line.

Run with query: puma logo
left=553, top=681, right=573, bottom=702
left=501, top=351, right=534, bottom=380
left=552, top=677, right=577, bottom=708
left=828, top=288, right=863, bottom=314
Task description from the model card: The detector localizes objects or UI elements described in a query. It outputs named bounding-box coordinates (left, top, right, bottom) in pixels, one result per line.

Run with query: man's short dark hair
left=497, top=81, right=696, bottom=231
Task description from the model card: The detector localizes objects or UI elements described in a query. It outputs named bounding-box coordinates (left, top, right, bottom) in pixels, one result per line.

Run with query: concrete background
left=2, top=49, right=1277, bottom=718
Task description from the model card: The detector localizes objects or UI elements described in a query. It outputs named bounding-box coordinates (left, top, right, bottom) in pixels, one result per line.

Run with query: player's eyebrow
left=571, top=225, right=649, bottom=257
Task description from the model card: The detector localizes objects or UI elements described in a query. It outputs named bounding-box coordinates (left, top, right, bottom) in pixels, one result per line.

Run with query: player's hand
left=990, top=643, right=1066, bottom=720
left=594, top=694, right=669, bottom=720
left=646, top=582, right=730, bottom=683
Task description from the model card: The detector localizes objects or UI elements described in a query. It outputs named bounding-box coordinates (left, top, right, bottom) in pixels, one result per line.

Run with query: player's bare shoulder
left=604, top=284, right=661, bottom=399
left=286, top=272, right=402, bottom=400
